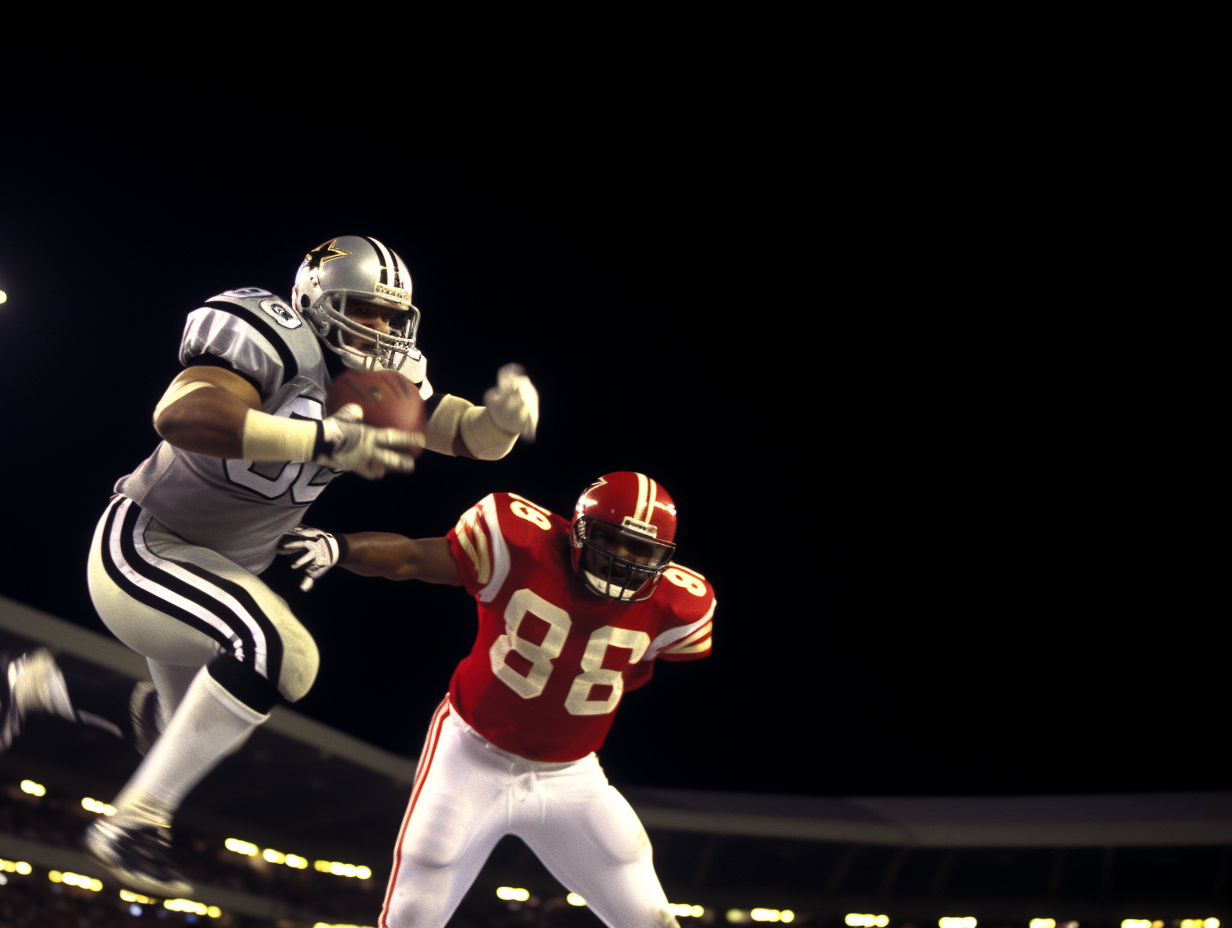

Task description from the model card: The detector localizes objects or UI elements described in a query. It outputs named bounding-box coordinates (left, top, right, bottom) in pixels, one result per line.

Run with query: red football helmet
left=570, top=472, right=677, bottom=602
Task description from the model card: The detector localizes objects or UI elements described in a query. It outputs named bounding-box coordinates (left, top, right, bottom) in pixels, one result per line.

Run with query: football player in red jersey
left=280, top=472, right=714, bottom=928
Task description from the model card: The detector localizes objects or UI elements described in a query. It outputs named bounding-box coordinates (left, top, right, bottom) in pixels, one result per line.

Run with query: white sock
left=112, top=666, right=268, bottom=825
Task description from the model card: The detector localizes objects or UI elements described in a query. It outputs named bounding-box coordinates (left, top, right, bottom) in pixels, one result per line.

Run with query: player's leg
left=380, top=700, right=508, bottom=928
left=83, top=496, right=319, bottom=896
left=2, top=649, right=161, bottom=756
left=519, top=756, right=680, bottom=928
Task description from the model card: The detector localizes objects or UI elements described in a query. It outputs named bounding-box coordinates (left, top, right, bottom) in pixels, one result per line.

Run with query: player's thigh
left=524, top=771, right=677, bottom=928
left=395, top=711, right=507, bottom=869
left=383, top=709, right=507, bottom=926
left=88, top=508, right=225, bottom=667
left=88, top=497, right=318, bottom=701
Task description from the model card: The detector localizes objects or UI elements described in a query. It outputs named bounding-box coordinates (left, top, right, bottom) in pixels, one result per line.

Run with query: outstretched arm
left=279, top=528, right=458, bottom=590
left=339, top=533, right=459, bottom=584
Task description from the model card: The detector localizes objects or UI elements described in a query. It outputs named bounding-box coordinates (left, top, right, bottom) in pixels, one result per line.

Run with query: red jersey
left=445, top=492, right=714, bottom=762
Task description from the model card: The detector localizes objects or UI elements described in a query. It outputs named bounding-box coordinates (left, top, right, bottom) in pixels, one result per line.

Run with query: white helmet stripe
left=636, top=472, right=658, bottom=523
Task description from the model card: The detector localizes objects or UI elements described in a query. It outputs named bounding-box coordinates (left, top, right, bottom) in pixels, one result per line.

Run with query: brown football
left=326, top=369, right=427, bottom=453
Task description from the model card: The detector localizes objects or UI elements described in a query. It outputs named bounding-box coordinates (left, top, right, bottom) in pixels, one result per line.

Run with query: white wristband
left=240, top=410, right=319, bottom=462
left=459, top=406, right=518, bottom=461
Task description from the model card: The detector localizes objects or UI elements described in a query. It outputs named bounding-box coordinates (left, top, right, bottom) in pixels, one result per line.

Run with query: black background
left=0, top=84, right=1217, bottom=802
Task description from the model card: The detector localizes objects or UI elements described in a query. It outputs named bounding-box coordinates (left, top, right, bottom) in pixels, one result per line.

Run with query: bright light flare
left=497, top=886, right=530, bottom=901
left=670, top=903, right=706, bottom=918
left=49, top=871, right=103, bottom=891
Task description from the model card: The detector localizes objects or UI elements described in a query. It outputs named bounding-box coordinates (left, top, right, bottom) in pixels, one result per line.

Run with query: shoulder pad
left=450, top=493, right=565, bottom=600
left=646, top=562, right=715, bottom=662
left=183, top=288, right=324, bottom=400
left=208, top=289, right=305, bottom=332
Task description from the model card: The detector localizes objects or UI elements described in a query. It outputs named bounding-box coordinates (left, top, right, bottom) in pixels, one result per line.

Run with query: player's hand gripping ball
left=326, top=369, right=427, bottom=455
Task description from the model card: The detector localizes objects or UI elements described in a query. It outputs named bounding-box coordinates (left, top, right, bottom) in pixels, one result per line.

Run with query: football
left=326, top=369, right=427, bottom=451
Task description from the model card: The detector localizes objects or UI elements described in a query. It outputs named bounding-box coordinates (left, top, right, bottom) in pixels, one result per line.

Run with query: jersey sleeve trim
left=452, top=494, right=511, bottom=602
left=645, top=599, right=715, bottom=662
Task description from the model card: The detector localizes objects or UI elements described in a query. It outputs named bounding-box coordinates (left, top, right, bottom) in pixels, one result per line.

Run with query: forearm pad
left=423, top=395, right=518, bottom=460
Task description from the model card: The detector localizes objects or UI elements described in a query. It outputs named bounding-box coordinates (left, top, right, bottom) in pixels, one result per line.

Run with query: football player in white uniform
left=0, top=236, right=539, bottom=898
left=280, top=472, right=714, bottom=928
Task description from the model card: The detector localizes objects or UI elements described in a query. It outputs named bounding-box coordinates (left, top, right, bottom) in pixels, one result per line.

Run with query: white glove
left=483, top=364, right=539, bottom=442
left=314, top=404, right=421, bottom=479
left=278, top=526, right=342, bottom=591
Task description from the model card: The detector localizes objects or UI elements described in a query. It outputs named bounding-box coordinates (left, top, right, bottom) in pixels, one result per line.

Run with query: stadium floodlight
left=82, top=797, right=116, bottom=815
left=225, top=838, right=259, bottom=856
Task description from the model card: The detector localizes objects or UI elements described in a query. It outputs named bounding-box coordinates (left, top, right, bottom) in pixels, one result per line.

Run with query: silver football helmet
left=291, top=236, right=428, bottom=382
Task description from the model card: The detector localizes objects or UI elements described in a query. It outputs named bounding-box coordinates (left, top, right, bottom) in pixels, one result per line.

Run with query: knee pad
left=271, top=616, right=319, bottom=703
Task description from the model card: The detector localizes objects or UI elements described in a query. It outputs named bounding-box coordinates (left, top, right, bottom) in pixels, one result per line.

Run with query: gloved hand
left=483, top=364, right=539, bottom=442
left=314, top=404, right=421, bottom=478
left=278, top=525, right=344, bottom=591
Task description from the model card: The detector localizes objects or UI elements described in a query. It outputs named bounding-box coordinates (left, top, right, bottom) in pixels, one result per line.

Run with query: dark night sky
left=0, top=89, right=1217, bottom=802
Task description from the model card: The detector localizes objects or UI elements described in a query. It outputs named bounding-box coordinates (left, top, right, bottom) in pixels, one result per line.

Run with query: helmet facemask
left=571, top=517, right=676, bottom=602
left=306, top=289, right=422, bottom=374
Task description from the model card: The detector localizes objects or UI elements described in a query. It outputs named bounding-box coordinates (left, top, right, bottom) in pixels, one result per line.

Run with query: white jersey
left=115, top=288, right=337, bottom=574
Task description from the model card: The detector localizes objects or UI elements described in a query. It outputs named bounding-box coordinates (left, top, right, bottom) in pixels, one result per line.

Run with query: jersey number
left=489, top=589, right=650, bottom=716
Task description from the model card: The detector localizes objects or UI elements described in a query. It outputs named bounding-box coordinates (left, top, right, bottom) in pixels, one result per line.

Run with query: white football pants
left=379, top=698, right=680, bottom=928
left=87, top=494, right=319, bottom=708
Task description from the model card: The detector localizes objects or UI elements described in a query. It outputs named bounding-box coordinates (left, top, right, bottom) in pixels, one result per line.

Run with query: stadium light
left=670, top=903, right=706, bottom=918
left=49, top=870, right=103, bottom=891
left=567, top=893, right=587, bottom=906
left=19, top=780, right=45, bottom=797
left=751, top=910, right=795, bottom=923
left=165, top=898, right=221, bottom=918
left=497, top=886, right=530, bottom=901
left=82, top=797, right=116, bottom=815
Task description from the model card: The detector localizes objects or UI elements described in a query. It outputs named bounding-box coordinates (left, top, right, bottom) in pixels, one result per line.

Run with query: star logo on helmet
left=303, top=240, right=350, bottom=272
